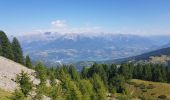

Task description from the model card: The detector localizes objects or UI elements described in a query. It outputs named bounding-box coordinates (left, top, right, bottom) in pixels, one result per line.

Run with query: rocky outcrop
left=0, top=56, right=39, bottom=92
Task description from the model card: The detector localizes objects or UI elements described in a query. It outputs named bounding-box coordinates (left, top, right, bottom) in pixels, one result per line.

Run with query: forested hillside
left=0, top=31, right=32, bottom=68
left=1, top=31, right=170, bottom=100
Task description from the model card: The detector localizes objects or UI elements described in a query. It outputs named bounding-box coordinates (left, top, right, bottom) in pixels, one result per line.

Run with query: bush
left=147, top=84, right=155, bottom=89
left=151, top=93, right=156, bottom=96
left=139, top=83, right=146, bottom=89
left=134, top=84, right=140, bottom=87
left=127, top=81, right=136, bottom=86
left=142, top=89, right=147, bottom=92
left=116, top=95, right=133, bottom=100
left=158, top=95, right=167, bottom=99
left=138, top=95, right=146, bottom=100
left=10, top=89, right=25, bottom=100
left=134, top=83, right=146, bottom=89
left=123, top=88, right=129, bottom=95
left=110, top=88, right=116, bottom=94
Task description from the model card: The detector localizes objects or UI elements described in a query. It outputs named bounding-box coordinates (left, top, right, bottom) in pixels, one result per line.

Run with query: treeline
left=131, top=63, right=170, bottom=82
left=12, top=62, right=170, bottom=100
left=0, top=31, right=32, bottom=68
left=12, top=62, right=125, bottom=100
left=81, top=63, right=170, bottom=92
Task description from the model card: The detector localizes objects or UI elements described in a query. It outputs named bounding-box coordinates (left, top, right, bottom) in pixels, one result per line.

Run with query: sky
left=0, top=0, right=170, bottom=36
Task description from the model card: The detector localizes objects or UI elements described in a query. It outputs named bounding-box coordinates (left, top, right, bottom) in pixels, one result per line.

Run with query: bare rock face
left=0, top=56, right=39, bottom=91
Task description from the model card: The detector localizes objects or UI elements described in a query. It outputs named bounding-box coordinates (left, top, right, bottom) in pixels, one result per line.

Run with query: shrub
left=139, top=83, right=146, bottom=89
left=10, top=89, right=25, bottom=100
left=116, top=95, right=133, bottom=100
left=127, top=81, right=136, bottom=86
left=142, top=89, right=147, bottom=92
left=158, top=95, right=167, bottom=99
left=147, top=84, right=155, bottom=89
left=110, top=88, right=116, bottom=94
left=138, top=95, right=146, bottom=100
left=151, top=93, right=156, bottom=96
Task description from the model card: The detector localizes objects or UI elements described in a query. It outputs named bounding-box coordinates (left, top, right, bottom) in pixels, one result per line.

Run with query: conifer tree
left=68, top=64, right=80, bottom=81
left=111, top=74, right=126, bottom=93
left=25, top=55, right=32, bottom=68
left=0, top=31, right=14, bottom=59
left=79, top=79, right=94, bottom=100
left=35, top=62, right=47, bottom=85
left=119, top=63, right=132, bottom=79
left=16, top=70, right=33, bottom=97
left=12, top=37, right=24, bottom=64
left=50, top=85, right=63, bottom=100
left=0, top=45, right=2, bottom=56
left=91, top=74, right=107, bottom=100
left=142, top=64, right=152, bottom=81
left=67, top=81, right=82, bottom=100
left=152, top=65, right=164, bottom=82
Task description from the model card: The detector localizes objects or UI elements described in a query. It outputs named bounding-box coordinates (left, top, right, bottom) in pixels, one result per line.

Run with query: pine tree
left=109, top=64, right=118, bottom=81
left=142, top=64, right=152, bottom=81
left=25, top=55, right=33, bottom=68
left=111, top=74, right=126, bottom=93
left=35, top=62, right=47, bottom=85
left=167, top=67, right=170, bottom=82
left=0, top=31, right=14, bottom=59
left=119, top=63, right=132, bottom=79
left=56, top=66, right=82, bottom=100
left=160, top=65, right=167, bottom=82
left=50, top=85, right=63, bottom=100
left=68, top=64, right=80, bottom=81
left=16, top=70, right=33, bottom=97
left=152, top=65, right=164, bottom=82
left=136, top=64, right=143, bottom=79
left=12, top=37, right=24, bottom=64
left=98, top=64, right=108, bottom=88
left=34, top=84, right=44, bottom=100
left=81, top=67, right=88, bottom=78
left=79, top=79, right=94, bottom=100
left=91, top=74, right=107, bottom=100
left=0, top=45, right=2, bottom=55
left=67, top=81, right=82, bottom=100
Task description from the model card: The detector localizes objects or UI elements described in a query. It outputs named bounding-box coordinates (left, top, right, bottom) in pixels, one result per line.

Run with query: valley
left=18, top=32, right=170, bottom=66
left=1, top=0, right=170, bottom=100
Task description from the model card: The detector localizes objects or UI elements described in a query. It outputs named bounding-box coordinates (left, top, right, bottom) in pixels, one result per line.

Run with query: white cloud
left=19, top=19, right=170, bottom=36
left=51, top=20, right=67, bottom=28
left=48, top=20, right=102, bottom=34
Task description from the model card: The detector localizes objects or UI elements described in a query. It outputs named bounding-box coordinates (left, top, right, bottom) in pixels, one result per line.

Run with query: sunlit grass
left=0, top=88, right=11, bottom=100
left=127, top=79, right=170, bottom=100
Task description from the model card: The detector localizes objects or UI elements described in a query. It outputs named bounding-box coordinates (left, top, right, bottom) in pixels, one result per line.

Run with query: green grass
left=127, top=79, right=170, bottom=100
left=0, top=88, right=11, bottom=100
left=1, top=79, right=170, bottom=100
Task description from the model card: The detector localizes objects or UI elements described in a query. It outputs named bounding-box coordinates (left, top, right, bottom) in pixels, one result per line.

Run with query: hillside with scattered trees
left=1, top=30, right=170, bottom=100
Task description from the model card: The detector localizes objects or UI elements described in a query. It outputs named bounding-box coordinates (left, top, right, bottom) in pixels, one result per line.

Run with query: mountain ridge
left=19, top=33, right=162, bottom=66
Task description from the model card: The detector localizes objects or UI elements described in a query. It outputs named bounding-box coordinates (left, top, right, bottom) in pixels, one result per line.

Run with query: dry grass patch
left=127, top=79, right=170, bottom=100
left=0, top=88, right=11, bottom=100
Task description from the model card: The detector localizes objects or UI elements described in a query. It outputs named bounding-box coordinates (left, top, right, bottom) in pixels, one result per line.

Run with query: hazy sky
left=0, top=0, right=170, bottom=36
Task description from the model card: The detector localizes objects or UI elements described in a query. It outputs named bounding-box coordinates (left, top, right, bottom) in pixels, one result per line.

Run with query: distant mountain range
left=127, top=47, right=170, bottom=61
left=18, top=32, right=170, bottom=66
left=103, top=46, right=170, bottom=65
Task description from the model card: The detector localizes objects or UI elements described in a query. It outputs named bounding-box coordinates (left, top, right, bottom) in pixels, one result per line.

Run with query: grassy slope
left=0, top=88, right=11, bottom=100
left=1, top=79, right=170, bottom=100
left=127, top=79, right=170, bottom=100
